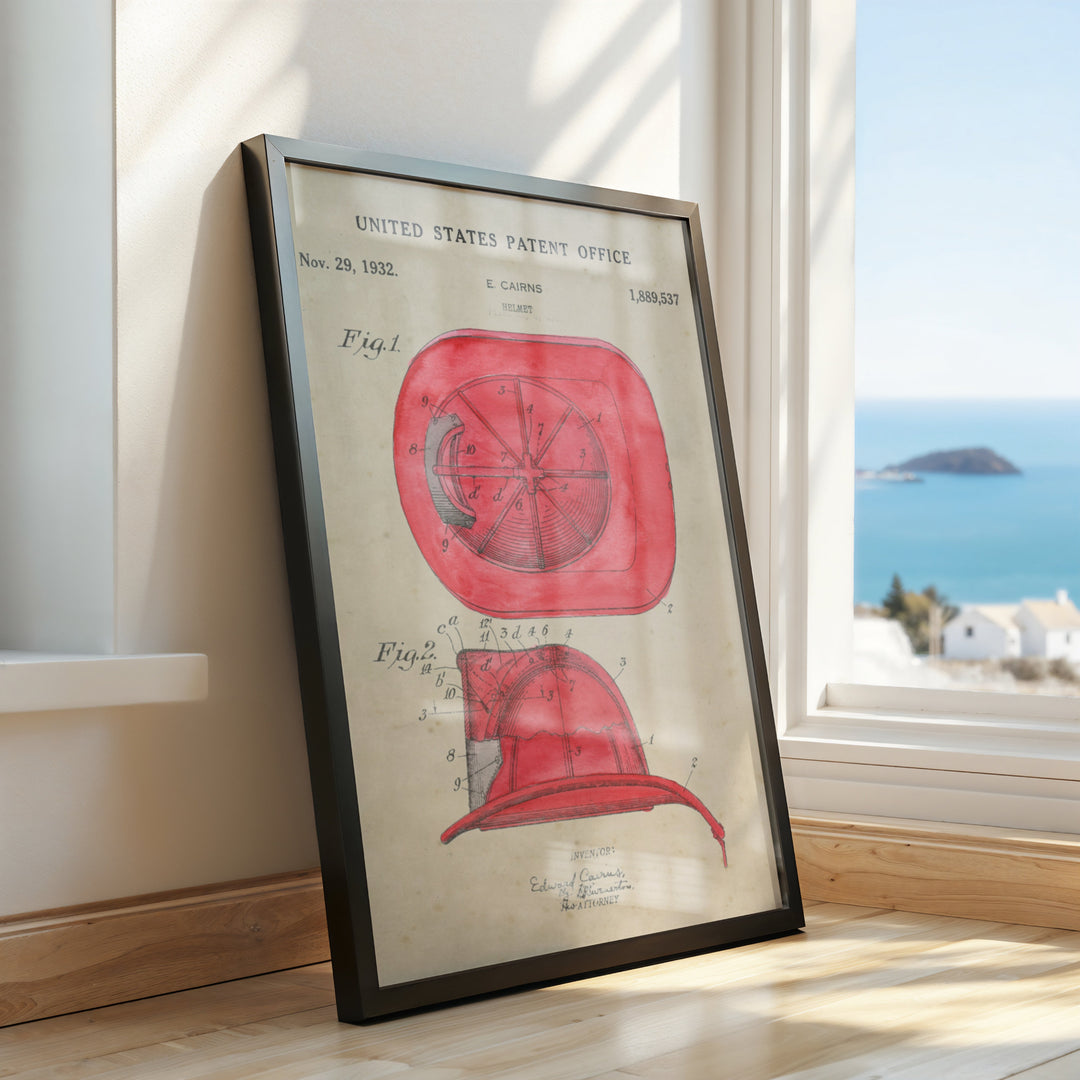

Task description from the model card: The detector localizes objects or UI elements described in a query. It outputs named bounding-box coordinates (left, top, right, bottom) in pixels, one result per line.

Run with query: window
left=0, top=0, right=114, bottom=654
left=852, top=0, right=1080, bottom=699
left=759, top=0, right=1080, bottom=832
left=0, top=0, right=207, bottom=713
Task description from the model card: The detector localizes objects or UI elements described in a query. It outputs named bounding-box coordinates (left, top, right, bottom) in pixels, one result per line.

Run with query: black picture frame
left=242, top=133, right=802, bottom=1023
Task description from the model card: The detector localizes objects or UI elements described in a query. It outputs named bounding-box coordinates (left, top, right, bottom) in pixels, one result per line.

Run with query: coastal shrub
left=1001, top=657, right=1045, bottom=682
left=1049, top=657, right=1078, bottom=683
left=881, top=574, right=958, bottom=655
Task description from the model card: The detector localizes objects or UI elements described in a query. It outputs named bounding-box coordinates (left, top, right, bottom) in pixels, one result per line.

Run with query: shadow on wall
left=116, top=156, right=322, bottom=887
left=137, top=0, right=691, bottom=648
left=136, top=0, right=697, bottom=654
left=290, top=0, right=682, bottom=185
left=125, top=0, right=701, bottom=883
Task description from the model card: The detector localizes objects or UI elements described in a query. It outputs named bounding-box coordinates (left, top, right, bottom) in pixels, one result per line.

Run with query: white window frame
left=0, top=0, right=206, bottom=712
left=753, top=0, right=1080, bottom=832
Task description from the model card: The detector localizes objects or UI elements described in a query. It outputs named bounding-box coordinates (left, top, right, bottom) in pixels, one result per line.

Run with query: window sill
left=780, top=681, right=1080, bottom=781
left=779, top=681, right=1080, bottom=833
left=0, top=652, right=208, bottom=714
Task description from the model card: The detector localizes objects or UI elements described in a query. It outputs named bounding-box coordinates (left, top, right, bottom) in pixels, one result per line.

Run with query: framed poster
left=242, top=134, right=802, bottom=1022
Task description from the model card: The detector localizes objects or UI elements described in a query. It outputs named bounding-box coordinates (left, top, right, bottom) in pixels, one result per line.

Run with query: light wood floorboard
left=3, top=902, right=1080, bottom=1079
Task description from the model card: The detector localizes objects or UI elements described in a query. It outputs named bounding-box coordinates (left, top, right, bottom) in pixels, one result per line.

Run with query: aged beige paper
left=286, top=162, right=782, bottom=986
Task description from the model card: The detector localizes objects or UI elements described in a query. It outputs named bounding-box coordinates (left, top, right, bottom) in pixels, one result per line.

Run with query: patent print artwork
left=442, top=644, right=727, bottom=864
left=244, top=135, right=803, bottom=1019
left=393, top=330, right=676, bottom=618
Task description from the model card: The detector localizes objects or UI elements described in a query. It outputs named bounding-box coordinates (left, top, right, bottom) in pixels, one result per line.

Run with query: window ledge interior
left=782, top=680, right=1080, bottom=783
left=0, top=652, right=208, bottom=714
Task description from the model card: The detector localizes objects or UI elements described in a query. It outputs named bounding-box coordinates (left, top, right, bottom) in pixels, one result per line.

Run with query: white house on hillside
left=1015, top=591, right=1080, bottom=662
left=942, top=604, right=1021, bottom=661
left=943, top=590, right=1080, bottom=662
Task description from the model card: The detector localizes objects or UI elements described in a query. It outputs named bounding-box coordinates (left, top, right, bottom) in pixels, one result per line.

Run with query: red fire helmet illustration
left=442, top=645, right=727, bottom=864
left=393, top=330, right=676, bottom=618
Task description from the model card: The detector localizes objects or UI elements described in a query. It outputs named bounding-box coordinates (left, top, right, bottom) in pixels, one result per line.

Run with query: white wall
left=1046, top=631, right=1080, bottom=664
left=0, top=0, right=114, bottom=653
left=1, top=0, right=753, bottom=914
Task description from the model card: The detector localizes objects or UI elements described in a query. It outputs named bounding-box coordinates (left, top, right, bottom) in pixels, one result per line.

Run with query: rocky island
left=890, top=447, right=1021, bottom=475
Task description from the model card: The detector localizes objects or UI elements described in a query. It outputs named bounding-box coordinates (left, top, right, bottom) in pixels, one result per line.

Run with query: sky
left=855, top=0, right=1080, bottom=399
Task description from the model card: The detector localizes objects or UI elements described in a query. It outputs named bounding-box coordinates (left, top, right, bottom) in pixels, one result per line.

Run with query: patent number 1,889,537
left=628, top=289, right=678, bottom=306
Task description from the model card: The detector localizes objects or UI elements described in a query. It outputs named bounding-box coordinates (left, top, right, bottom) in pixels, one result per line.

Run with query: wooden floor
left=4, top=901, right=1080, bottom=1079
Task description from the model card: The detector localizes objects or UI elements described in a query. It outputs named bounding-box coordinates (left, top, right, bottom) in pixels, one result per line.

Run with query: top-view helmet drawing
left=393, top=330, right=676, bottom=618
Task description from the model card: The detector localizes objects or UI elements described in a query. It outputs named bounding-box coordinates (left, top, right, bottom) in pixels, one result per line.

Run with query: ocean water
left=855, top=399, right=1080, bottom=607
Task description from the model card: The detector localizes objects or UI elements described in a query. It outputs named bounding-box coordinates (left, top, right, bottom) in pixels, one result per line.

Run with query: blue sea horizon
left=855, top=399, right=1080, bottom=608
